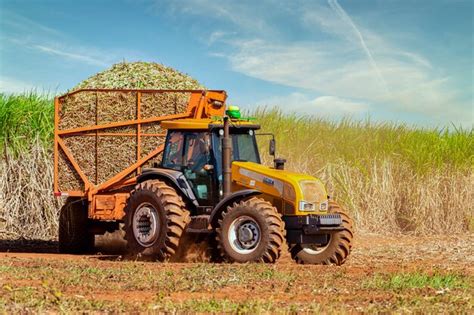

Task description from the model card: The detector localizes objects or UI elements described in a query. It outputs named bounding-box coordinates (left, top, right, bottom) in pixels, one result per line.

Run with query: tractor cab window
left=212, top=129, right=261, bottom=193
left=212, top=129, right=260, bottom=165
left=232, top=131, right=260, bottom=163
left=162, top=132, right=185, bottom=170
left=162, top=131, right=216, bottom=206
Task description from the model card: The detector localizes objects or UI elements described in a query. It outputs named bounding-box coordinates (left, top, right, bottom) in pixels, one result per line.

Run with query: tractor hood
left=231, top=161, right=329, bottom=215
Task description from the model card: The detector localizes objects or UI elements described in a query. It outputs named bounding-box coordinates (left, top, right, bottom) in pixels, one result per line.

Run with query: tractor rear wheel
left=216, top=197, right=285, bottom=263
left=123, top=180, right=190, bottom=261
left=58, top=198, right=94, bottom=254
left=289, top=201, right=353, bottom=265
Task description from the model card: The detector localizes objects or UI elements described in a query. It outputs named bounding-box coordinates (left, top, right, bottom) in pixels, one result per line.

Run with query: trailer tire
left=58, top=198, right=94, bottom=254
left=123, top=180, right=190, bottom=261
left=289, top=201, right=353, bottom=265
left=216, top=197, right=285, bottom=263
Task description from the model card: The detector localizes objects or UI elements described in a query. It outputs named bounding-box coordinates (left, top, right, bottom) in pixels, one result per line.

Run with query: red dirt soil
left=0, top=233, right=472, bottom=312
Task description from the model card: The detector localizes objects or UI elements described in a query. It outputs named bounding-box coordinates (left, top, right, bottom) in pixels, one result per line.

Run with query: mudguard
left=137, top=168, right=199, bottom=207
left=209, top=189, right=261, bottom=227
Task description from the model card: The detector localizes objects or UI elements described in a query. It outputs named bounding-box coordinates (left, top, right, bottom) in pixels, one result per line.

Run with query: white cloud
left=0, top=76, right=61, bottom=95
left=2, top=35, right=116, bottom=68
left=202, top=1, right=470, bottom=124
left=0, top=77, right=36, bottom=94
left=33, top=45, right=108, bottom=67
left=256, top=92, right=369, bottom=118
left=208, top=31, right=236, bottom=45
left=1, top=13, right=114, bottom=68
left=154, top=0, right=272, bottom=34
left=227, top=38, right=471, bottom=123
left=312, top=95, right=369, bottom=114
left=1, top=10, right=62, bottom=37
left=152, top=0, right=471, bottom=125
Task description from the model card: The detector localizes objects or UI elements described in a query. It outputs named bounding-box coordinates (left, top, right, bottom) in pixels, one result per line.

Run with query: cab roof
left=161, top=118, right=260, bottom=130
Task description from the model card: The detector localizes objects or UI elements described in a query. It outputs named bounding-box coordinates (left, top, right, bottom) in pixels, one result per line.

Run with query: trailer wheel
left=216, top=197, right=285, bottom=263
left=58, top=198, right=94, bottom=254
left=123, top=180, right=190, bottom=261
left=289, top=201, right=353, bottom=265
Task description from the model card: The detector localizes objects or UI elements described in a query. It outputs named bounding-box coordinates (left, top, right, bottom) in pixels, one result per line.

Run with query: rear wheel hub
left=133, top=203, right=159, bottom=247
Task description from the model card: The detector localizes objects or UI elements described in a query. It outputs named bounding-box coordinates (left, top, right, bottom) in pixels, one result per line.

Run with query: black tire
left=123, top=180, right=190, bottom=261
left=289, top=201, right=353, bottom=265
left=216, top=197, right=285, bottom=263
left=58, top=198, right=94, bottom=254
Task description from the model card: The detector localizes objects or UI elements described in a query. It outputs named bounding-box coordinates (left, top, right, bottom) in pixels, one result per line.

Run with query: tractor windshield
left=231, top=131, right=260, bottom=163
left=212, top=129, right=260, bottom=165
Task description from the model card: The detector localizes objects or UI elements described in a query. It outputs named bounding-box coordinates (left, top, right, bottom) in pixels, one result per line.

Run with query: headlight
left=299, top=201, right=316, bottom=211
left=299, top=180, right=328, bottom=212
left=319, top=200, right=329, bottom=211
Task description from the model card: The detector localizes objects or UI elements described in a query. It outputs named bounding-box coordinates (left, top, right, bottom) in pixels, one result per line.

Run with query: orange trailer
left=54, top=89, right=227, bottom=222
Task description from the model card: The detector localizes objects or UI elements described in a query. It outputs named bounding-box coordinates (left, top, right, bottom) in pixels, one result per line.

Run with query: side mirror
left=269, top=139, right=276, bottom=156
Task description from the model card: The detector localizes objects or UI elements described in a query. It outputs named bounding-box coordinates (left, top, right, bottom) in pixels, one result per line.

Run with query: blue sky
left=0, top=0, right=472, bottom=127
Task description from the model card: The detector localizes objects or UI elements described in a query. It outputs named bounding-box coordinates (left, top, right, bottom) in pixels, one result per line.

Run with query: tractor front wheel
left=289, top=201, right=354, bottom=265
left=123, top=180, right=190, bottom=261
left=216, top=197, right=285, bottom=263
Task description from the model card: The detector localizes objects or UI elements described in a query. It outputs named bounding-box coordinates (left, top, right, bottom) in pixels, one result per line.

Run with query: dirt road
left=1, top=233, right=472, bottom=313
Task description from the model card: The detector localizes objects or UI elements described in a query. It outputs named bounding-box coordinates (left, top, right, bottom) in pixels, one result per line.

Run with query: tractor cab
left=160, top=118, right=261, bottom=208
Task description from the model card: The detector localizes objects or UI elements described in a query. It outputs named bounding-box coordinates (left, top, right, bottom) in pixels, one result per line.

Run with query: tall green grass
left=255, top=108, right=473, bottom=173
left=0, top=93, right=54, bottom=154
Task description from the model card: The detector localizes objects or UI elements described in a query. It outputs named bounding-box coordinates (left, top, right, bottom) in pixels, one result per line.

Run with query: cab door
left=162, top=130, right=218, bottom=206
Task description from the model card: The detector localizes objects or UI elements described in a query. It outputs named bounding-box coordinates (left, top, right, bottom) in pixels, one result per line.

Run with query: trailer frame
left=53, top=89, right=227, bottom=220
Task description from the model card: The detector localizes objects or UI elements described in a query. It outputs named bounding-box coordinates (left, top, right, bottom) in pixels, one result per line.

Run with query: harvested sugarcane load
left=56, top=61, right=209, bottom=191
left=73, top=61, right=204, bottom=91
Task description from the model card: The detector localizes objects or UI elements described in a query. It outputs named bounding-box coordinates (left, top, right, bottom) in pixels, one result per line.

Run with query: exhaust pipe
left=222, top=116, right=232, bottom=197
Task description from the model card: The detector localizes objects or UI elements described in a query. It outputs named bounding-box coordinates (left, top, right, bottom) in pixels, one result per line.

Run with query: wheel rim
left=132, top=203, right=159, bottom=247
left=228, top=216, right=261, bottom=254
left=302, top=235, right=331, bottom=255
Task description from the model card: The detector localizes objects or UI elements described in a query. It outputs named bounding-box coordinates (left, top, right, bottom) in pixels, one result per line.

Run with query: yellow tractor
left=55, top=89, right=353, bottom=264
left=123, top=108, right=353, bottom=265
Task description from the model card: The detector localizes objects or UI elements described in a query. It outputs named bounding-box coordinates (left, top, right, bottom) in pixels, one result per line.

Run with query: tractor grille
left=318, top=214, right=342, bottom=226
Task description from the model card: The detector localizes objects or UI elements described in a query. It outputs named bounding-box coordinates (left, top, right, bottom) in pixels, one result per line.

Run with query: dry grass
left=259, top=155, right=473, bottom=235
left=0, top=141, right=60, bottom=239
left=320, top=161, right=472, bottom=234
